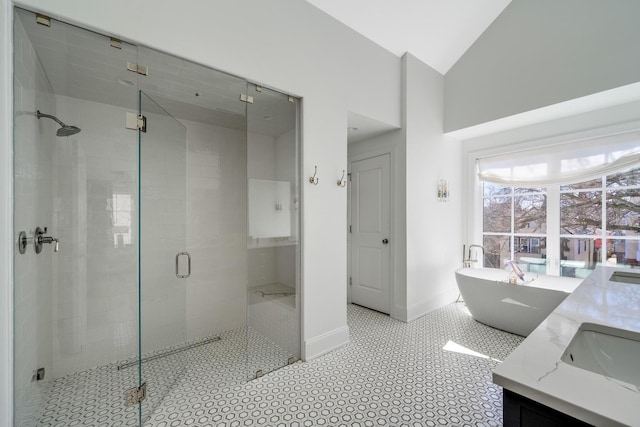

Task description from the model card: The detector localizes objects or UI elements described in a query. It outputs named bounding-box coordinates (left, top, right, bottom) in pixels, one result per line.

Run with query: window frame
left=479, top=170, right=640, bottom=277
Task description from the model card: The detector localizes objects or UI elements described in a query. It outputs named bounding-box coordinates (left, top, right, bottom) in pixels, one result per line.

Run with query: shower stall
left=13, top=8, right=301, bottom=426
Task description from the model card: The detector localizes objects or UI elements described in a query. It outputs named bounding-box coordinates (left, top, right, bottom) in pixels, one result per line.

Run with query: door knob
left=382, top=238, right=389, bottom=244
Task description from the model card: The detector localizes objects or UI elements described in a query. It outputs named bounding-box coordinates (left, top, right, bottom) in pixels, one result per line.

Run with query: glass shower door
left=138, top=90, right=188, bottom=423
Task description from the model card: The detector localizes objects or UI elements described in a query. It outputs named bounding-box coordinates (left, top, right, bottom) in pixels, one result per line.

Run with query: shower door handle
left=175, top=251, right=191, bottom=278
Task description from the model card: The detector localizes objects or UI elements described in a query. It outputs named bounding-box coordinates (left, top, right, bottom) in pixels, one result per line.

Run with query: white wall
left=347, top=54, right=463, bottom=323
left=445, top=0, right=640, bottom=132
left=403, top=53, right=461, bottom=321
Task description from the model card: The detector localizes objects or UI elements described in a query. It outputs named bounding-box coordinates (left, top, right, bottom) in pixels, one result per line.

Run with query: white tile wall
left=46, top=104, right=253, bottom=375
left=183, top=119, right=247, bottom=341
left=52, top=95, right=139, bottom=376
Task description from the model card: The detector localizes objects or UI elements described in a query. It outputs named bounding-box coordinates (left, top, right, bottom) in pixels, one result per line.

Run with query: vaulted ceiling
left=304, top=0, right=511, bottom=75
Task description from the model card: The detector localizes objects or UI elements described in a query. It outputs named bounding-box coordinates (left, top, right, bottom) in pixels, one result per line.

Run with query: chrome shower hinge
left=240, top=94, right=254, bottom=104
left=124, top=382, right=147, bottom=406
left=127, top=61, right=148, bottom=76
left=110, top=38, right=122, bottom=49
left=125, top=112, right=147, bottom=132
left=36, top=14, right=51, bottom=27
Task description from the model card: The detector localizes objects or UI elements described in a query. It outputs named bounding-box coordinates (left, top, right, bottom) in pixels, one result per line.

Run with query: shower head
left=56, top=125, right=81, bottom=137
left=36, top=110, right=81, bottom=137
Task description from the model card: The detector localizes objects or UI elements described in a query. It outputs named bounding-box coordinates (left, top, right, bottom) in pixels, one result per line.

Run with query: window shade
left=476, top=131, right=640, bottom=187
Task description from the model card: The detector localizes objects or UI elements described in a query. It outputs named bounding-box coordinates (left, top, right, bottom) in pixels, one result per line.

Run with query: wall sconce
left=437, top=179, right=449, bottom=202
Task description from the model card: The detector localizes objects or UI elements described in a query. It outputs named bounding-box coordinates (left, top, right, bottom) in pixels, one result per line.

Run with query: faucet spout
left=467, top=245, right=484, bottom=267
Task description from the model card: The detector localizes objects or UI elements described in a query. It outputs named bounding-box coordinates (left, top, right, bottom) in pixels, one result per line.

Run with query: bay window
left=475, top=130, right=640, bottom=277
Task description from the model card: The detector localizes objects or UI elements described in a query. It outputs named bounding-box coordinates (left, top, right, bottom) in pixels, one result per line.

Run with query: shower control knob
left=382, top=238, right=389, bottom=245
left=35, top=226, right=59, bottom=253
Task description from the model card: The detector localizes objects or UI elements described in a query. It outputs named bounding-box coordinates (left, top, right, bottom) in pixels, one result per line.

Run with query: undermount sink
left=561, top=323, right=640, bottom=387
left=609, top=271, right=640, bottom=285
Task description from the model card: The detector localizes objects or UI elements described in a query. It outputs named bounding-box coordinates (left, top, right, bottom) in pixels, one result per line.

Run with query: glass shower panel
left=246, top=84, right=301, bottom=379
left=138, top=90, right=188, bottom=422
left=13, top=8, right=141, bottom=426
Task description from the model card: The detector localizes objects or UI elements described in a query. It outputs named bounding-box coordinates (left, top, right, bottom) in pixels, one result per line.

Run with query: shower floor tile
left=35, top=328, right=292, bottom=427
left=36, top=303, right=523, bottom=427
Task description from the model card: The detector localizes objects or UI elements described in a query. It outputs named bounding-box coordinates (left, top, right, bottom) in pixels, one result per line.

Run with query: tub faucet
left=464, top=244, right=484, bottom=268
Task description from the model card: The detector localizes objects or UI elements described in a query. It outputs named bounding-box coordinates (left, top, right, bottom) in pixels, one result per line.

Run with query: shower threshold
left=117, top=335, right=221, bottom=370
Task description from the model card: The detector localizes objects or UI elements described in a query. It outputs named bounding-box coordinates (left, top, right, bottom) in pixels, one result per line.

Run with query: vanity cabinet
left=503, top=390, right=593, bottom=427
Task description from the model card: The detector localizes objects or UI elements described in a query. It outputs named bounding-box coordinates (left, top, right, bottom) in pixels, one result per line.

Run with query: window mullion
left=510, top=188, right=515, bottom=263
left=546, top=185, right=560, bottom=276
left=601, top=176, right=606, bottom=264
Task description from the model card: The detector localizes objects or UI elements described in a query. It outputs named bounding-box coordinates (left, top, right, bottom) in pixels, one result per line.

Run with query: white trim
left=0, top=1, right=13, bottom=426
left=404, top=289, right=457, bottom=323
left=297, top=100, right=305, bottom=362
left=463, top=119, right=640, bottom=160
left=303, top=325, right=350, bottom=360
left=348, top=153, right=393, bottom=314
left=391, top=304, right=408, bottom=322
left=347, top=131, right=403, bottom=320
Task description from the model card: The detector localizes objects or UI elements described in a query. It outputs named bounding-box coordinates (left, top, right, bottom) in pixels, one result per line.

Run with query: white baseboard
left=405, top=291, right=458, bottom=323
left=391, top=304, right=409, bottom=322
left=303, top=325, right=350, bottom=360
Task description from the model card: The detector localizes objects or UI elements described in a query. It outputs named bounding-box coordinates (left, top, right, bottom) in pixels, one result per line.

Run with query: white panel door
left=350, top=154, right=391, bottom=313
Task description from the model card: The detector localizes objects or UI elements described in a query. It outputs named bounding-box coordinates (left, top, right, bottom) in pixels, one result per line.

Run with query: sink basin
left=561, top=323, right=640, bottom=387
left=610, top=271, right=640, bottom=285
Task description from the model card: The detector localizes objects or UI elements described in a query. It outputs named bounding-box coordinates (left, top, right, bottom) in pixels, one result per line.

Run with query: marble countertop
left=493, top=266, right=640, bottom=427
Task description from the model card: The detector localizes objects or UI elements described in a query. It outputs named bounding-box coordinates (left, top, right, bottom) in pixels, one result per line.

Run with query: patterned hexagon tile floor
left=144, top=303, right=523, bottom=427
left=35, top=302, right=523, bottom=426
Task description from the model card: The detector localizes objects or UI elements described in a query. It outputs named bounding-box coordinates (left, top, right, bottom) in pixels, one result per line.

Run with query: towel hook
left=309, top=166, right=319, bottom=185
left=337, top=170, right=347, bottom=187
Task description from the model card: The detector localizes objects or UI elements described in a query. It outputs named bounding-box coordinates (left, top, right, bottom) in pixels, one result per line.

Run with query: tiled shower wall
left=52, top=95, right=139, bottom=377
left=183, top=119, right=247, bottom=341
left=16, top=86, right=263, bottom=386
left=13, top=13, right=56, bottom=425
left=49, top=99, right=250, bottom=375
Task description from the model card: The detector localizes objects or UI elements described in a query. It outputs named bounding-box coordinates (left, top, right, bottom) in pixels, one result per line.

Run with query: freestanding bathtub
left=455, top=268, right=583, bottom=336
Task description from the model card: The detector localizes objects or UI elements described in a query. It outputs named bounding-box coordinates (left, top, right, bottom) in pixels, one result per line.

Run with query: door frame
left=347, top=148, right=395, bottom=316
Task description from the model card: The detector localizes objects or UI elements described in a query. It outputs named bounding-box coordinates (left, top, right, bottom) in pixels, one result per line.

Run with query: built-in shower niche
left=248, top=178, right=292, bottom=240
